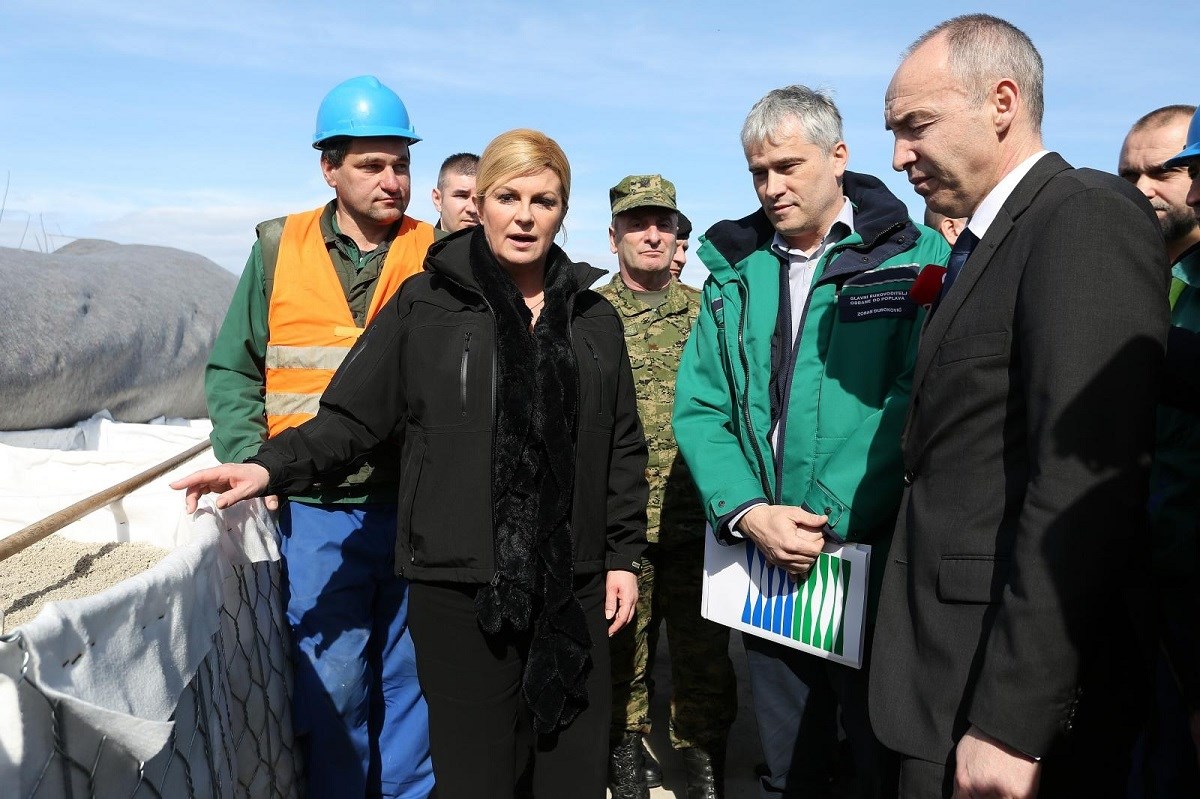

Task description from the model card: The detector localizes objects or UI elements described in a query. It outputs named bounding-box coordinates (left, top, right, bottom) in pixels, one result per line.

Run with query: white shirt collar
left=966, top=150, right=1049, bottom=240
left=770, top=196, right=855, bottom=258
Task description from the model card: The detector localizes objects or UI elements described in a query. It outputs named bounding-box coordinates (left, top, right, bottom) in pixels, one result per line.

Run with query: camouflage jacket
left=597, top=274, right=706, bottom=544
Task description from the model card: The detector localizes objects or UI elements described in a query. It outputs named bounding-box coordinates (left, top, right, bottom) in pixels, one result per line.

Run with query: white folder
left=701, top=527, right=871, bottom=669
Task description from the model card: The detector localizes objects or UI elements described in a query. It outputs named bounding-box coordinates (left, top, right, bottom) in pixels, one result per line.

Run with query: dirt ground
left=0, top=534, right=168, bottom=632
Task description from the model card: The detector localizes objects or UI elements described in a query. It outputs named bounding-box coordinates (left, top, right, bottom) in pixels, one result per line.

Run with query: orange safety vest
left=264, top=207, right=434, bottom=436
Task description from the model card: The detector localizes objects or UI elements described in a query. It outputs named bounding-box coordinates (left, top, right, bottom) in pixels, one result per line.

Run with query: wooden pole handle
left=0, top=439, right=213, bottom=562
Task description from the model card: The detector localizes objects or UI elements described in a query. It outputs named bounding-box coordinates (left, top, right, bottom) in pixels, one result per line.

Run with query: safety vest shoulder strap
left=255, top=216, right=287, bottom=302
left=366, top=216, right=436, bottom=320
left=1170, top=276, right=1188, bottom=312
left=258, top=212, right=433, bottom=309
left=263, top=210, right=434, bottom=438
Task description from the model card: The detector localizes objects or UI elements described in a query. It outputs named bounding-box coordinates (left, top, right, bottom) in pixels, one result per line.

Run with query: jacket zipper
left=581, top=335, right=603, bottom=416
left=459, top=330, right=472, bottom=415
left=771, top=246, right=837, bottom=504
left=564, top=289, right=581, bottom=418
left=422, top=274, right=499, bottom=564
left=766, top=221, right=908, bottom=503
left=735, top=279, right=772, bottom=500
left=482, top=297, right=498, bottom=568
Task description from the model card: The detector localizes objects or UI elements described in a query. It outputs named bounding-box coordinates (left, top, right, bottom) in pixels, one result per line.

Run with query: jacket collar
left=700, top=170, right=918, bottom=286
left=321, top=199, right=404, bottom=257
left=909, top=152, right=1072, bottom=404
left=602, top=272, right=691, bottom=319
left=425, top=226, right=605, bottom=297
left=1173, top=238, right=1200, bottom=271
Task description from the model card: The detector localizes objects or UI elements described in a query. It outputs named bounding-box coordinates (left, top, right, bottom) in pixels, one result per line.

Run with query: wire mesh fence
left=2, top=555, right=301, bottom=798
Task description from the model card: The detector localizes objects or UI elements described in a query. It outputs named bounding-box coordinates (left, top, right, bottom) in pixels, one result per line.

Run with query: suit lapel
left=908, top=153, right=1072, bottom=403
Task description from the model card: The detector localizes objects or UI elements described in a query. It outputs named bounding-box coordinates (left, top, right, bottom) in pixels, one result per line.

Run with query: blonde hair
left=475, top=129, right=571, bottom=211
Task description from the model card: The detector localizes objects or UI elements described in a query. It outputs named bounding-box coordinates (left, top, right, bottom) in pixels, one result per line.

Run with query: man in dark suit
left=871, top=14, right=1170, bottom=798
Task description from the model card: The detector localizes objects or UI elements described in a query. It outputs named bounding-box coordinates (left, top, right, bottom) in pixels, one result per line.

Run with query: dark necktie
left=938, top=228, right=980, bottom=303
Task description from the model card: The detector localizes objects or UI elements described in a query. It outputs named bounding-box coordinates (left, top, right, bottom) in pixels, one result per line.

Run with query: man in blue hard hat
left=1121, top=107, right=1200, bottom=265
left=1146, top=104, right=1200, bottom=794
left=1176, top=109, right=1200, bottom=213
left=205, top=75, right=436, bottom=799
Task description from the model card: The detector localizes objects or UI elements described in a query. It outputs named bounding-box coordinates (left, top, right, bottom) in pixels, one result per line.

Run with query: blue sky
left=1, top=0, right=1196, bottom=287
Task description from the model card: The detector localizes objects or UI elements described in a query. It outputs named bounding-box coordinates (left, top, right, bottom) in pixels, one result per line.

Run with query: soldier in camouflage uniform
left=599, top=175, right=738, bottom=799
left=669, top=211, right=692, bottom=281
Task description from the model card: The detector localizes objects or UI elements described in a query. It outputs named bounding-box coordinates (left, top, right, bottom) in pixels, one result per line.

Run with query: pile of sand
left=1, top=535, right=169, bottom=632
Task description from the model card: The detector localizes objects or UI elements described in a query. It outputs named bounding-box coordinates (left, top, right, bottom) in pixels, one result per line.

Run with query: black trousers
left=744, top=633, right=894, bottom=799
left=408, top=573, right=612, bottom=799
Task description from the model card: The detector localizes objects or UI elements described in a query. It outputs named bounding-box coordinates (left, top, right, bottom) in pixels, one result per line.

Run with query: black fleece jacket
left=250, top=230, right=649, bottom=583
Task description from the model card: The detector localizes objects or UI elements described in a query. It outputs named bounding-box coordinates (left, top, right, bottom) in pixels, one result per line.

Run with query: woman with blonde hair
left=174, top=129, right=648, bottom=798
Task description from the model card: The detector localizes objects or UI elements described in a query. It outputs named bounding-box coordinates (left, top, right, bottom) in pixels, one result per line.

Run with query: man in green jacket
left=598, top=175, right=737, bottom=799
left=673, top=85, right=949, bottom=798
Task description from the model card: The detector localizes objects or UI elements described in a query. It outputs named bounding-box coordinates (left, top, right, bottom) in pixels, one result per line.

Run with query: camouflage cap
left=610, top=174, right=678, bottom=217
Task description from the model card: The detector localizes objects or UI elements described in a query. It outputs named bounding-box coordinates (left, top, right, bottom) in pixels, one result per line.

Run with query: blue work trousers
left=279, top=501, right=433, bottom=799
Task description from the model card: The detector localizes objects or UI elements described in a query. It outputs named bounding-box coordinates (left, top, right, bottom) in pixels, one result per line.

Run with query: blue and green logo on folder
left=740, top=542, right=853, bottom=656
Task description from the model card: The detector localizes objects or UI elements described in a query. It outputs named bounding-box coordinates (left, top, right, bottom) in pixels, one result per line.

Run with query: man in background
left=600, top=174, right=737, bottom=799
left=1120, top=106, right=1200, bottom=265
left=1129, top=104, right=1200, bottom=797
left=431, top=152, right=479, bottom=234
left=922, top=208, right=967, bottom=247
left=670, top=211, right=692, bottom=281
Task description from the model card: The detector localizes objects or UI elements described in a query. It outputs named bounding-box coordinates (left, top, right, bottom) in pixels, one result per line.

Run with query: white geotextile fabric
left=0, top=497, right=282, bottom=793
left=0, top=411, right=220, bottom=547
left=0, top=414, right=288, bottom=794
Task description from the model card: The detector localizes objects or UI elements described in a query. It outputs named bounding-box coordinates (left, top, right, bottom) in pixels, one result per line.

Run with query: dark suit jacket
left=868, top=153, right=1169, bottom=772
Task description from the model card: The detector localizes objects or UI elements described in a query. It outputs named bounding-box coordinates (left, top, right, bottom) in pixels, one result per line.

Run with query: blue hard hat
left=1165, top=105, right=1200, bottom=168
left=312, top=75, right=420, bottom=148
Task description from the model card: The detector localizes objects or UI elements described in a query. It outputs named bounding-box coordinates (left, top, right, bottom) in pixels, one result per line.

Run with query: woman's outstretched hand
left=170, top=463, right=270, bottom=513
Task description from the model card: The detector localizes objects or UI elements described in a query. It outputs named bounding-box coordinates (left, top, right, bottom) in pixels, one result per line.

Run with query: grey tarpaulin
left=0, top=240, right=236, bottom=431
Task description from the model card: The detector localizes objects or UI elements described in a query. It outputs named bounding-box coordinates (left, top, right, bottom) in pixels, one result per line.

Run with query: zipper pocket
left=459, top=330, right=472, bottom=416
left=581, top=335, right=603, bottom=416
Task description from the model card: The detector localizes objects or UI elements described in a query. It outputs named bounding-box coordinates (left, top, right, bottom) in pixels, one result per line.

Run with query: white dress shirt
left=729, top=197, right=855, bottom=534
left=966, top=151, right=1049, bottom=240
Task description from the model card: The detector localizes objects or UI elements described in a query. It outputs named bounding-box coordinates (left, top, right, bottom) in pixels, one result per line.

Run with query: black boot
left=641, top=738, right=663, bottom=788
left=609, top=732, right=650, bottom=799
left=680, top=743, right=726, bottom=799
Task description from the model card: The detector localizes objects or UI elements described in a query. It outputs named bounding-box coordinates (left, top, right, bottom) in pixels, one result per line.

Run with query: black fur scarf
left=469, top=228, right=592, bottom=734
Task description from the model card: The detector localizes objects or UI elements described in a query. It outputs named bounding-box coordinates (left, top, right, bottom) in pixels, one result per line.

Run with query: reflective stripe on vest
left=264, top=207, right=434, bottom=437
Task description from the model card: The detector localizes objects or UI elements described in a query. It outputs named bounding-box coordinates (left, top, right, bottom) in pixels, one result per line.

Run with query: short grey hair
left=907, top=14, right=1044, bottom=131
left=740, top=85, right=844, bottom=153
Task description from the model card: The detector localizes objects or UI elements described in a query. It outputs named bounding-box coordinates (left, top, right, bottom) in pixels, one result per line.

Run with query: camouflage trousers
left=609, top=539, right=737, bottom=749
